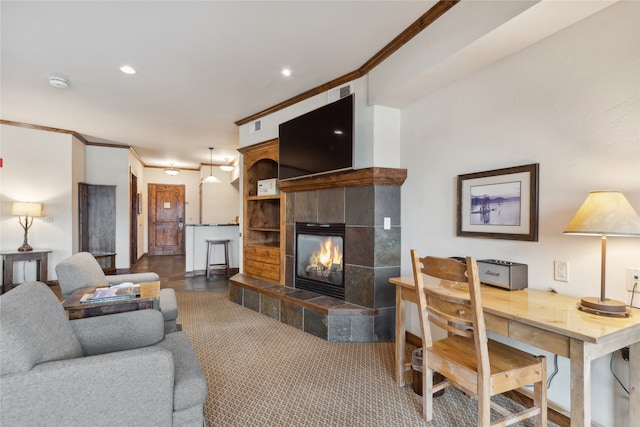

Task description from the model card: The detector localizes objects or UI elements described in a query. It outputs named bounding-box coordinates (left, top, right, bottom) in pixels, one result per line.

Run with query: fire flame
left=309, top=237, right=343, bottom=269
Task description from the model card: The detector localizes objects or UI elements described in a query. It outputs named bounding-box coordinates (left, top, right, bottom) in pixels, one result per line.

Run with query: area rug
left=175, top=290, right=556, bottom=426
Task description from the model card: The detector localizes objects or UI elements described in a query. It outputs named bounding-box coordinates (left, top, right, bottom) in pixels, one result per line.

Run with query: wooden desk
left=62, top=282, right=160, bottom=320
left=1, top=249, right=52, bottom=294
left=390, top=276, right=640, bottom=427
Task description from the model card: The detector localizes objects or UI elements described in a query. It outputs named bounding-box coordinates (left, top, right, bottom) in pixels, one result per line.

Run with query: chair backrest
left=410, top=250, right=490, bottom=380
left=0, top=282, right=82, bottom=376
left=55, top=252, right=109, bottom=299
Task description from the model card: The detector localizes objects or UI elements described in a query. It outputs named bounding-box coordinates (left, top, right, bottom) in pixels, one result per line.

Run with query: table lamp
left=11, top=202, right=43, bottom=252
left=564, top=191, right=640, bottom=317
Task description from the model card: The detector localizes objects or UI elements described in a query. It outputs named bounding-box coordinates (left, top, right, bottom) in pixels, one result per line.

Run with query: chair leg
left=534, top=356, right=548, bottom=427
left=477, top=388, right=491, bottom=426
left=423, top=365, right=434, bottom=421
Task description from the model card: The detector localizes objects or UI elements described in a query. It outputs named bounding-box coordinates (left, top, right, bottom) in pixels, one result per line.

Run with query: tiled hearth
left=231, top=167, right=406, bottom=342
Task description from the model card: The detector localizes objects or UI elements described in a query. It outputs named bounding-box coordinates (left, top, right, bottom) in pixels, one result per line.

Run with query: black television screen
left=278, top=94, right=353, bottom=181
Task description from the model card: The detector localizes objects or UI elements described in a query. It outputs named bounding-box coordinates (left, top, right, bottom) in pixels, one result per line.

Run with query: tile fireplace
left=294, top=222, right=345, bottom=299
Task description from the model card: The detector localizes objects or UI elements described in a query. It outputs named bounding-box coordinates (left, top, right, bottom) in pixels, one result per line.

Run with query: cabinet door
left=78, top=183, right=116, bottom=254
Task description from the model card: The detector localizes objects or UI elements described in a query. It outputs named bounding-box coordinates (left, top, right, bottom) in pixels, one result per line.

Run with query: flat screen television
left=278, top=94, right=353, bottom=181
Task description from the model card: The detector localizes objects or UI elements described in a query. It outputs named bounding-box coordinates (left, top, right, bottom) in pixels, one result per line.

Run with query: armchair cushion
left=71, top=309, right=165, bottom=356
left=156, top=332, right=208, bottom=412
left=0, top=282, right=82, bottom=376
left=55, top=252, right=110, bottom=297
left=106, top=271, right=160, bottom=286
left=2, top=346, right=175, bottom=427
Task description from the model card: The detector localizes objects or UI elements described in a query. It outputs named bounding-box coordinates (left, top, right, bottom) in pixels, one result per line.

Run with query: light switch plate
left=383, top=217, right=391, bottom=230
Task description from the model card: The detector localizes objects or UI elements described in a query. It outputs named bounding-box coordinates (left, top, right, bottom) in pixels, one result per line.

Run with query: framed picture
left=137, top=193, right=142, bottom=214
left=457, top=163, right=539, bottom=241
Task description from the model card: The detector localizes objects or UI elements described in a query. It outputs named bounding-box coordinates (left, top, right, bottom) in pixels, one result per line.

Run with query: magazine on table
left=80, top=286, right=137, bottom=303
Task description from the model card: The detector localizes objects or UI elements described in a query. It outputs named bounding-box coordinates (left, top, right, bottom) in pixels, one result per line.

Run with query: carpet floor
left=175, top=290, right=556, bottom=426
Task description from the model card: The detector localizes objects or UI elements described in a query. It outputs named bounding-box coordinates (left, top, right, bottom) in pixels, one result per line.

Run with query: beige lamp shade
left=564, top=191, right=640, bottom=237
left=564, top=190, right=640, bottom=317
left=11, top=202, right=43, bottom=217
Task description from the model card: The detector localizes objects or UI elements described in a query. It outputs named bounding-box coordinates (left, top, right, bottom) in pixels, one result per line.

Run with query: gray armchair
left=55, top=252, right=178, bottom=333
left=0, top=282, right=207, bottom=427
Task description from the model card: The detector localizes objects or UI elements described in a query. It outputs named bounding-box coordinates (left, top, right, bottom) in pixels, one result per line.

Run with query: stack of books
left=80, top=285, right=139, bottom=304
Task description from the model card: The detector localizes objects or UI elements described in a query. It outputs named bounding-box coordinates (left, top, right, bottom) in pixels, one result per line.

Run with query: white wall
left=0, top=124, right=79, bottom=281
left=200, top=167, right=240, bottom=225
left=398, top=2, right=639, bottom=425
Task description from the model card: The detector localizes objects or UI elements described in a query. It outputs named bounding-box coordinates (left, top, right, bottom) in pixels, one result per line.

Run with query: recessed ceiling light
left=281, top=68, right=292, bottom=77
left=120, top=65, right=136, bottom=75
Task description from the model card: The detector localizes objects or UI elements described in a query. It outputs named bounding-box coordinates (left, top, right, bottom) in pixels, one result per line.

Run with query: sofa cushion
left=55, top=252, right=109, bottom=298
left=0, top=282, right=83, bottom=376
left=71, top=309, right=165, bottom=356
left=155, top=331, right=208, bottom=411
left=159, top=288, right=179, bottom=322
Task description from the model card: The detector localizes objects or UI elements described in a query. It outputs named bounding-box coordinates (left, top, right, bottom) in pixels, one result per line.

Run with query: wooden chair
left=410, top=250, right=547, bottom=426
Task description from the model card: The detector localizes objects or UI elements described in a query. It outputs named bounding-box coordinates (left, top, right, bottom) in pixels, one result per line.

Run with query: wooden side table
left=1, top=249, right=52, bottom=294
left=62, top=281, right=161, bottom=320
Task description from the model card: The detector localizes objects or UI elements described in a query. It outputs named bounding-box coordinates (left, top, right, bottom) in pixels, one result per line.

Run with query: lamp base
left=17, top=243, right=33, bottom=252
left=577, top=296, right=630, bottom=318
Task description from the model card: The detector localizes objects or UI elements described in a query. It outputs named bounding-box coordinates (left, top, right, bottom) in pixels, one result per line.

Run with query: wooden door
left=148, top=184, right=185, bottom=256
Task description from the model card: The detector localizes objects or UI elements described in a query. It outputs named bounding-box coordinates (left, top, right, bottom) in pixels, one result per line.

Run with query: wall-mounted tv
left=278, top=94, right=354, bottom=181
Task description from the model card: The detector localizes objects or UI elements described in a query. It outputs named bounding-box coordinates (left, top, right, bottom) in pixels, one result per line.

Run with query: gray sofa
left=0, top=282, right=207, bottom=427
left=55, top=252, right=178, bottom=333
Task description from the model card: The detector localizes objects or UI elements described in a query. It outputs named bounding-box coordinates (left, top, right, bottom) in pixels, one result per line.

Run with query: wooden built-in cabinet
left=237, top=139, right=285, bottom=284
left=78, top=183, right=117, bottom=273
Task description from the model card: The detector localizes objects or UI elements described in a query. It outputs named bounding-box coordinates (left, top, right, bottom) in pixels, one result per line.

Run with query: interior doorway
left=148, top=184, right=185, bottom=256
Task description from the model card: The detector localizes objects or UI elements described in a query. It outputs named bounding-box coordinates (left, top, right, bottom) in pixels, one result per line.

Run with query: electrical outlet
left=383, top=217, right=391, bottom=230
left=554, top=261, right=569, bottom=282
left=626, top=268, right=640, bottom=292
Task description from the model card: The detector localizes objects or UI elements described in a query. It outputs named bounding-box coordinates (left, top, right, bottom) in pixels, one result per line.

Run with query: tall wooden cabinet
left=78, top=182, right=117, bottom=272
left=238, top=139, right=285, bottom=284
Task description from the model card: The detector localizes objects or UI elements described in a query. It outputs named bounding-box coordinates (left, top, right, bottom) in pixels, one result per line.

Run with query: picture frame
left=456, top=163, right=539, bottom=241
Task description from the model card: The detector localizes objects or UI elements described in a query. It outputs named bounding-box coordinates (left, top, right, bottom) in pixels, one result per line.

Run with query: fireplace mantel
left=278, top=167, right=407, bottom=193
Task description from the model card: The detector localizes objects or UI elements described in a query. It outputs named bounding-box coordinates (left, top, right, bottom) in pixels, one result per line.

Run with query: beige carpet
left=175, top=290, right=556, bottom=426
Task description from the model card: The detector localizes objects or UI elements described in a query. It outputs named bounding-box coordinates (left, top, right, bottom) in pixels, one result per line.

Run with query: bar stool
left=205, top=239, right=230, bottom=278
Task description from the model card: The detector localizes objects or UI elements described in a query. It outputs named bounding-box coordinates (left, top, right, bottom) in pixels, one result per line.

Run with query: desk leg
left=395, top=287, right=406, bottom=386
left=2, top=258, right=14, bottom=294
left=630, top=341, right=640, bottom=426
left=39, top=253, right=48, bottom=283
left=570, top=338, right=590, bottom=427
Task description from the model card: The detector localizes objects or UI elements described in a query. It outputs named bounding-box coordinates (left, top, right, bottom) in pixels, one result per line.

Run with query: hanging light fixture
left=220, top=158, right=234, bottom=172
left=164, top=163, right=180, bottom=176
left=202, top=147, right=221, bottom=184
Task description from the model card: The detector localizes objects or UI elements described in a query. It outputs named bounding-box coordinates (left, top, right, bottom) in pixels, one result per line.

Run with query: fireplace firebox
left=295, top=222, right=345, bottom=299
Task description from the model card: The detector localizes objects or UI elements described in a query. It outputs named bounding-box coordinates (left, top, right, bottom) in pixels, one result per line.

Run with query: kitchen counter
left=185, top=224, right=240, bottom=276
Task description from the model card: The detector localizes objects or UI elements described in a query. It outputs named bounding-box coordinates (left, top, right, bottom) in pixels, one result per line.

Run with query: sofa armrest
left=70, top=309, right=164, bottom=356
left=106, top=272, right=160, bottom=285
left=0, top=347, right=174, bottom=427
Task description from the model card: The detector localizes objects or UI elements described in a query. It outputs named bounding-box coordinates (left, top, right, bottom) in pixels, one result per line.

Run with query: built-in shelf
left=238, top=139, right=285, bottom=284
left=247, top=195, right=281, bottom=201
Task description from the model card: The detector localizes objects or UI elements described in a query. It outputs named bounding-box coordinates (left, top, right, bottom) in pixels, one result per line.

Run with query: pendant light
left=202, top=147, right=221, bottom=184
left=164, top=163, right=180, bottom=176
left=220, top=158, right=234, bottom=172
